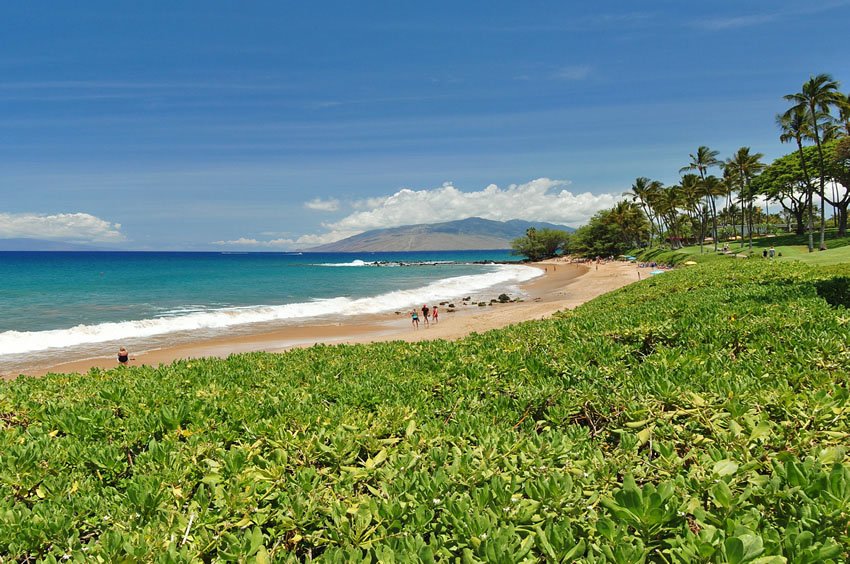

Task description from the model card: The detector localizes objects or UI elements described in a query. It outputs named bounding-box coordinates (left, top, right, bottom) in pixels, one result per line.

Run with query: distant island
left=304, top=217, right=575, bottom=252
left=0, top=238, right=109, bottom=251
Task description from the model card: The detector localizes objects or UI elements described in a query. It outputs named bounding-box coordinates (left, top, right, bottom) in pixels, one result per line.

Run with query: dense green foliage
left=510, top=227, right=571, bottom=261
left=2, top=261, right=850, bottom=561
left=571, top=201, right=649, bottom=257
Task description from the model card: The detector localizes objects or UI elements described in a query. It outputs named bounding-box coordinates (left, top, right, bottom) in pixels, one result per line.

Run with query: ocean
left=0, top=250, right=540, bottom=374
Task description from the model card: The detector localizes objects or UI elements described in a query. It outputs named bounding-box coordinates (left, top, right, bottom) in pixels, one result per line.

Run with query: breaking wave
left=0, top=265, right=541, bottom=355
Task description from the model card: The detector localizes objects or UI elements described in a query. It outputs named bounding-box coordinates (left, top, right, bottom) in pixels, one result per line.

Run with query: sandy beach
left=8, top=259, right=639, bottom=379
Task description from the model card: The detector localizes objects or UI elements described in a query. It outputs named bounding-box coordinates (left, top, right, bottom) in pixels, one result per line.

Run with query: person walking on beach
left=410, top=309, right=420, bottom=329
left=117, top=346, right=134, bottom=366
left=432, top=305, right=438, bottom=324
left=421, top=304, right=430, bottom=327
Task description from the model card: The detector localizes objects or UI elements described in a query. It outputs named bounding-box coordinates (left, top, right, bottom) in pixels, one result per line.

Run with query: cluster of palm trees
left=622, top=73, right=849, bottom=253
left=778, top=74, right=847, bottom=251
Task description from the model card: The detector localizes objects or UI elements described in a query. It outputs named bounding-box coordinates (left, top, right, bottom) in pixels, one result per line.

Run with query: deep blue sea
left=0, top=250, right=540, bottom=374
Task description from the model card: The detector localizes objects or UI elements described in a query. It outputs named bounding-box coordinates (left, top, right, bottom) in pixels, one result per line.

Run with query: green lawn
left=637, top=229, right=850, bottom=267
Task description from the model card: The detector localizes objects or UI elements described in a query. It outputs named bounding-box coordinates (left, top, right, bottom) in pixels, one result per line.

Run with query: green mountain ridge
left=304, top=217, right=575, bottom=252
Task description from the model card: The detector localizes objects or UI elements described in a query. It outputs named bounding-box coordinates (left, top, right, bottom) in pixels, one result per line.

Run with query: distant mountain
left=0, top=238, right=109, bottom=251
left=304, top=217, right=575, bottom=252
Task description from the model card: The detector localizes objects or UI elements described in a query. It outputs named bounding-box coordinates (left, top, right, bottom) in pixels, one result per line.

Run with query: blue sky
left=1, top=1, right=848, bottom=249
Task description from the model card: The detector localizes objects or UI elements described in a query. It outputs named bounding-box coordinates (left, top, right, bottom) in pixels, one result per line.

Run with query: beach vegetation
left=510, top=227, right=571, bottom=261
left=2, top=260, right=849, bottom=559
left=724, top=147, right=766, bottom=250
left=622, top=177, right=665, bottom=248
left=680, top=146, right=722, bottom=252
left=570, top=201, right=649, bottom=257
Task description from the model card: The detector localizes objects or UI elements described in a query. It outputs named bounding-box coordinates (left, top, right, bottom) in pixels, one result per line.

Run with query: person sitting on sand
left=421, top=304, right=430, bottom=327
left=410, top=309, right=419, bottom=329
left=117, top=346, right=135, bottom=366
left=432, top=305, right=438, bottom=324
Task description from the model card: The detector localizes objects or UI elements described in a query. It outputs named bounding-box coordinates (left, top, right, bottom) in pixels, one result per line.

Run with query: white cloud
left=0, top=212, right=126, bottom=242
left=551, top=65, right=592, bottom=80
left=216, top=178, right=619, bottom=250
left=697, top=14, right=776, bottom=30
left=307, top=178, right=618, bottom=245
left=351, top=196, right=390, bottom=211
left=304, top=197, right=340, bottom=212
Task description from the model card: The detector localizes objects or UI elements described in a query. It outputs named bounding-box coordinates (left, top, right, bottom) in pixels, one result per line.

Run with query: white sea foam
left=318, top=259, right=374, bottom=267
left=316, top=259, right=456, bottom=267
left=0, top=265, right=541, bottom=356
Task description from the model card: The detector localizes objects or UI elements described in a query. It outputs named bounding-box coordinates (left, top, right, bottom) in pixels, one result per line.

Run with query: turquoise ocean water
left=0, top=250, right=540, bottom=374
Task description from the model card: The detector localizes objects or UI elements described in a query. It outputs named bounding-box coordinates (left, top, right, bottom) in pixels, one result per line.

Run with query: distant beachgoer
left=432, top=305, right=439, bottom=324
left=117, top=346, right=134, bottom=366
left=410, top=310, right=419, bottom=329
left=421, top=304, right=430, bottom=327
left=769, top=246, right=775, bottom=258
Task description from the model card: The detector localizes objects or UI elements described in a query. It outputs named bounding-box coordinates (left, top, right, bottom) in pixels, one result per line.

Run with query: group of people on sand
left=410, top=304, right=438, bottom=329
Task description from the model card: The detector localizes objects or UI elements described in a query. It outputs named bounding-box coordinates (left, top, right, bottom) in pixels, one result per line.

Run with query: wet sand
left=8, top=260, right=640, bottom=379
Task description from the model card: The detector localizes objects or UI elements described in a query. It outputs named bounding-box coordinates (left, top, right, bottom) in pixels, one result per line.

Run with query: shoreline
left=5, top=260, right=639, bottom=379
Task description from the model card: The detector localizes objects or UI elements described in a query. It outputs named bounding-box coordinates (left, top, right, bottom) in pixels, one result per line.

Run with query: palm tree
left=680, top=146, right=721, bottom=251
left=609, top=201, right=650, bottom=249
left=643, top=183, right=667, bottom=244
left=837, top=92, right=850, bottom=137
left=703, top=175, right=727, bottom=239
left=679, top=174, right=704, bottom=245
left=784, top=73, right=843, bottom=250
left=722, top=166, right=737, bottom=241
left=725, top=148, right=765, bottom=250
left=622, top=177, right=663, bottom=248
left=777, top=109, right=818, bottom=252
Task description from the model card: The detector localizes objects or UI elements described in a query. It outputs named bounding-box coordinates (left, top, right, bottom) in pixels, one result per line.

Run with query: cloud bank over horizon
left=215, top=178, right=619, bottom=249
left=0, top=212, right=126, bottom=243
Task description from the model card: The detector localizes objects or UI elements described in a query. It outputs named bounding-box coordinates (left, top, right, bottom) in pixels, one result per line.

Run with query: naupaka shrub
left=1, top=260, right=848, bottom=561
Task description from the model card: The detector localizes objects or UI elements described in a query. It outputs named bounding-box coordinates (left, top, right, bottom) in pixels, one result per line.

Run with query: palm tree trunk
left=726, top=190, right=732, bottom=241
left=794, top=138, right=815, bottom=252
left=748, top=202, right=754, bottom=249
left=739, top=193, right=746, bottom=249
left=832, top=181, right=838, bottom=228
left=698, top=203, right=704, bottom=254
left=642, top=204, right=655, bottom=248
left=810, top=101, right=828, bottom=250
left=710, top=197, right=719, bottom=251
left=808, top=191, right=815, bottom=252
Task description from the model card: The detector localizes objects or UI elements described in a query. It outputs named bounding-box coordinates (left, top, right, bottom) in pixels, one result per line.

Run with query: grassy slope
left=1, top=261, right=849, bottom=561
left=637, top=230, right=850, bottom=267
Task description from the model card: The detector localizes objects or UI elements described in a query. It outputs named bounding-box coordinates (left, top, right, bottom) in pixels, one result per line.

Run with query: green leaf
left=405, top=419, right=417, bottom=437
left=726, top=537, right=745, bottom=564
left=713, top=459, right=739, bottom=477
